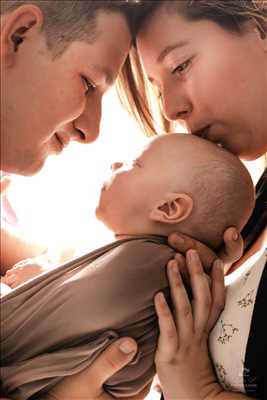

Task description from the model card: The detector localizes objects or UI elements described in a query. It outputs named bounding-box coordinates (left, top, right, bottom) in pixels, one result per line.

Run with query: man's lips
left=55, top=133, right=70, bottom=149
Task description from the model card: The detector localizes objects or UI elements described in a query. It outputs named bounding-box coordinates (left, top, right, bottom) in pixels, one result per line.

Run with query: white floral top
left=209, top=247, right=267, bottom=398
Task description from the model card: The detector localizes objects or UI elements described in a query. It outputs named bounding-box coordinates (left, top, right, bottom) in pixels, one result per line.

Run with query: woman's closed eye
left=81, top=75, right=96, bottom=95
left=172, top=58, right=192, bottom=76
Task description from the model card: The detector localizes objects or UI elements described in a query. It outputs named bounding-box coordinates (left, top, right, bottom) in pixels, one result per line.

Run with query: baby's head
left=96, top=134, right=255, bottom=249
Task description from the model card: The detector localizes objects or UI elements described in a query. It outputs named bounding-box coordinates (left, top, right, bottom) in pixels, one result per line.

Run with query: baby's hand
left=1, top=258, right=53, bottom=288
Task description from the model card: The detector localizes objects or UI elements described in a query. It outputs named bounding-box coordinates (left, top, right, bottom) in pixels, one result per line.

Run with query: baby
left=1, top=134, right=255, bottom=400
left=96, top=133, right=254, bottom=249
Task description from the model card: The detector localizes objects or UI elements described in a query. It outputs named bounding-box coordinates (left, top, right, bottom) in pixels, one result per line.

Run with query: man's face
left=1, top=10, right=131, bottom=175
left=96, top=135, right=182, bottom=235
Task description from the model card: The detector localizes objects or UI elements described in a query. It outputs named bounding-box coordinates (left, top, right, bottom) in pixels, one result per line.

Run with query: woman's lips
left=192, top=126, right=224, bottom=147
left=192, top=126, right=210, bottom=139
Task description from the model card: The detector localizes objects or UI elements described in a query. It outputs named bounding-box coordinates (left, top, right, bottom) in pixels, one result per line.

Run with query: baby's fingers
left=0, top=176, right=12, bottom=194
left=1, top=273, right=16, bottom=286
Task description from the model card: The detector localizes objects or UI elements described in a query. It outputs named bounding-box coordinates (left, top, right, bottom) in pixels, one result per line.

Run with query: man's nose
left=73, top=96, right=102, bottom=144
left=111, top=162, right=123, bottom=172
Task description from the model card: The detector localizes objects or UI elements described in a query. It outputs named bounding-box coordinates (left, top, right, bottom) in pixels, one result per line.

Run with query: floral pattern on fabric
left=209, top=248, right=267, bottom=393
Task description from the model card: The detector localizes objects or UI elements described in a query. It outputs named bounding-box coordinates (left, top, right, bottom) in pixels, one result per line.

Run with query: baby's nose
left=111, top=162, right=123, bottom=172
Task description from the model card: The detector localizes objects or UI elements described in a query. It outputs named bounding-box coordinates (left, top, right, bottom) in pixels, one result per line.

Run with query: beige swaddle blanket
left=1, top=235, right=174, bottom=399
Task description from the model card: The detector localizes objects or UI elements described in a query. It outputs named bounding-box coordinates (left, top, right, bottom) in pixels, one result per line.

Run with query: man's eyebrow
left=157, top=41, right=189, bottom=63
left=92, top=64, right=114, bottom=85
left=133, top=158, right=142, bottom=167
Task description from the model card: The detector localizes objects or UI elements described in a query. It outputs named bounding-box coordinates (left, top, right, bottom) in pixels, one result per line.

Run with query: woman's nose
left=163, top=101, right=192, bottom=122
left=161, top=86, right=192, bottom=122
left=111, top=162, right=123, bottom=172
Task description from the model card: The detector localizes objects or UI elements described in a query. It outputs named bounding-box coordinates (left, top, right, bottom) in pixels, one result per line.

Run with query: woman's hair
left=117, top=0, right=267, bottom=135
left=0, top=0, right=137, bottom=56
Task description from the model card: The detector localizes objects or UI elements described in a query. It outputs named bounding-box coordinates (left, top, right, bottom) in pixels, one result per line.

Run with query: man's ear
left=1, top=5, right=43, bottom=66
left=149, top=193, right=193, bottom=224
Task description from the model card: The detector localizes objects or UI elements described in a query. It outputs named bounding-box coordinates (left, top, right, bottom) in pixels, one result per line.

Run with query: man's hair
left=116, top=0, right=267, bottom=135
left=1, top=0, right=136, bottom=56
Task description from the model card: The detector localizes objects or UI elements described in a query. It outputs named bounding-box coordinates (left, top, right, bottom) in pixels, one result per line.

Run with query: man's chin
left=20, top=158, right=46, bottom=176
left=95, top=205, right=102, bottom=221
left=1, top=160, right=43, bottom=176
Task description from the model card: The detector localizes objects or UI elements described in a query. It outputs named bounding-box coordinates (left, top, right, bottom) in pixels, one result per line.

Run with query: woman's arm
left=154, top=250, right=252, bottom=400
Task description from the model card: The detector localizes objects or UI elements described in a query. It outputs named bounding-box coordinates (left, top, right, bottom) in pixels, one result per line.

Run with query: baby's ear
left=149, top=193, right=193, bottom=224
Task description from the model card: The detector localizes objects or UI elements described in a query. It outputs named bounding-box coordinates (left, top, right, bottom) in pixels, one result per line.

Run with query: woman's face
left=136, top=5, right=267, bottom=160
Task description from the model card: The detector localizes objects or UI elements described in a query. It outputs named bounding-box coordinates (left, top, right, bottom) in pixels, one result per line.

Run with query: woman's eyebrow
left=157, top=41, right=189, bottom=63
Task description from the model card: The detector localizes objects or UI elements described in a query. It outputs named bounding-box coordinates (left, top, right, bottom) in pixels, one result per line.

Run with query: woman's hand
left=154, top=250, right=225, bottom=400
left=41, top=338, right=149, bottom=400
left=168, top=226, right=243, bottom=273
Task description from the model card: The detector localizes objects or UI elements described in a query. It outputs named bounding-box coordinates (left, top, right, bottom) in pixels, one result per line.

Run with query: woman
left=116, top=0, right=267, bottom=398
left=1, top=1, right=263, bottom=399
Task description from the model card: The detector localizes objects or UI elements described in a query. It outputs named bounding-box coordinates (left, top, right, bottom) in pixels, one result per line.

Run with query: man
left=1, top=2, right=142, bottom=399
left=1, top=0, right=132, bottom=175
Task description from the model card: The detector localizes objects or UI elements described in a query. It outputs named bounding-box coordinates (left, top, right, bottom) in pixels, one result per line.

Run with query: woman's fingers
left=168, top=232, right=217, bottom=273
left=154, top=290, right=178, bottom=362
left=175, top=253, right=190, bottom=285
left=167, top=259, right=194, bottom=342
left=186, top=250, right=211, bottom=336
left=206, top=259, right=225, bottom=333
left=219, top=227, right=243, bottom=266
